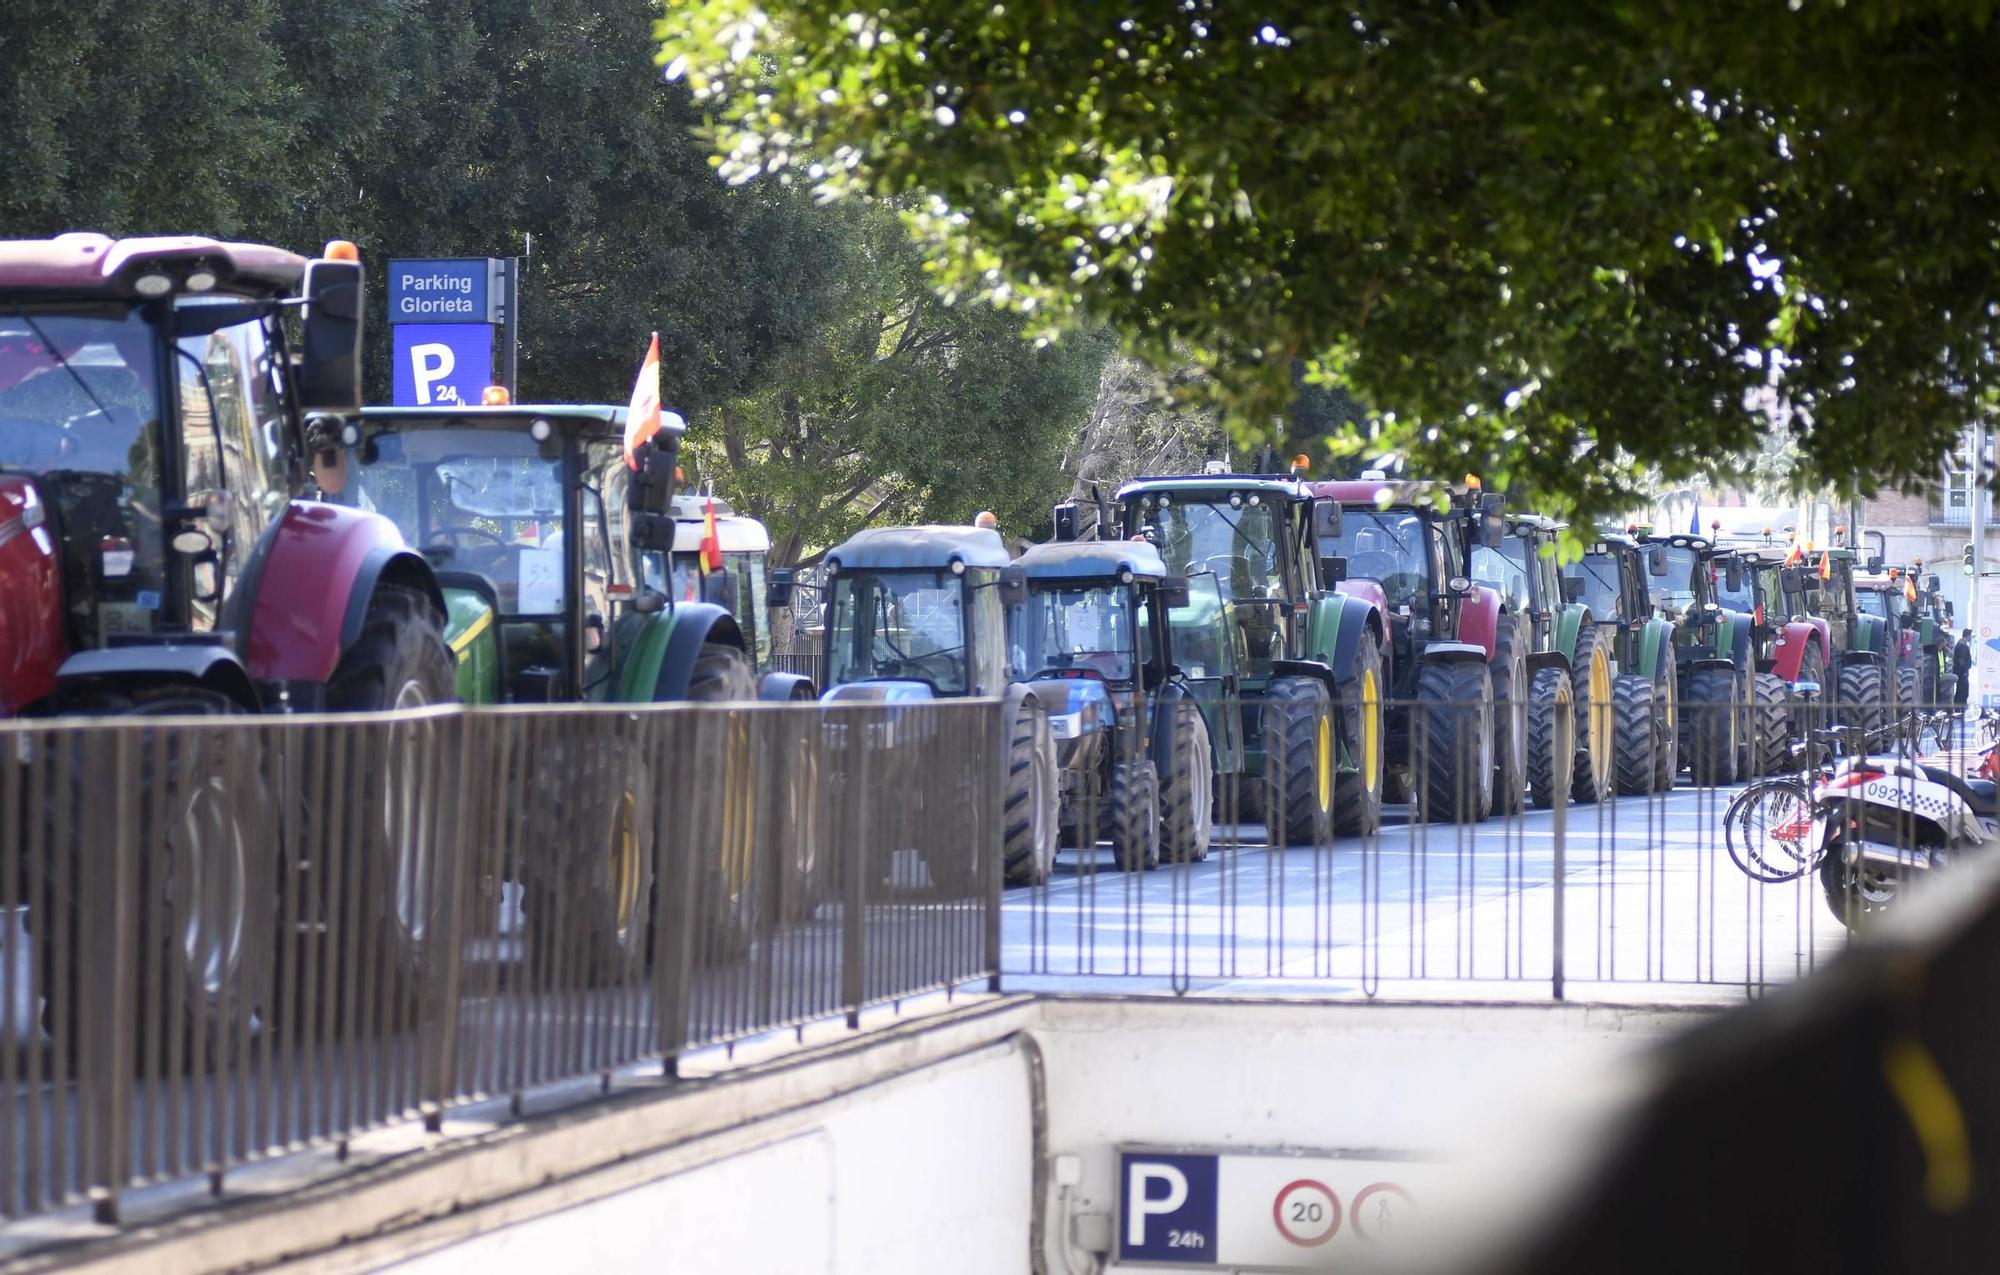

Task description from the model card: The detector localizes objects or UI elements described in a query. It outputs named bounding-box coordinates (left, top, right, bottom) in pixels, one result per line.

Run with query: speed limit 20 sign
left=1118, top=1149, right=1432, bottom=1268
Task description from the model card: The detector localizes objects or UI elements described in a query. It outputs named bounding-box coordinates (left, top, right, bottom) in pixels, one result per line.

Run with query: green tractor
left=1643, top=532, right=1773, bottom=785
left=1012, top=538, right=1220, bottom=869
left=1471, top=516, right=1613, bottom=806
left=333, top=403, right=764, bottom=971
left=1708, top=545, right=1798, bottom=776
left=1562, top=534, right=1681, bottom=794
left=815, top=525, right=1059, bottom=887
left=1116, top=473, right=1387, bottom=843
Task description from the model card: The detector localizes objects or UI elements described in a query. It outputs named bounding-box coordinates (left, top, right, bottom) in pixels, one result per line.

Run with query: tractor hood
left=821, top=680, right=936, bottom=704
left=1025, top=676, right=1116, bottom=743
left=0, top=475, right=63, bottom=716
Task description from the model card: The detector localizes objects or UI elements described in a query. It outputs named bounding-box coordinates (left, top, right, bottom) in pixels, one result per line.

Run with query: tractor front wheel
left=1651, top=654, right=1681, bottom=791
left=1489, top=616, right=1529, bottom=814
left=1263, top=677, right=1335, bottom=846
left=1159, top=702, right=1215, bottom=864
left=1837, top=663, right=1891, bottom=745
left=1526, top=666, right=1575, bottom=809
left=1744, top=671, right=1793, bottom=779
left=1685, top=668, right=1739, bottom=786
left=1568, top=625, right=1615, bottom=804
left=1109, top=760, right=1162, bottom=872
left=1415, top=660, right=1495, bottom=825
left=1333, top=629, right=1385, bottom=837
left=1002, top=704, right=1059, bottom=885
left=1612, top=675, right=1660, bottom=796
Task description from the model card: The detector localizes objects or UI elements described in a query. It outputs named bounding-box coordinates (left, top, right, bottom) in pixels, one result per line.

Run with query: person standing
left=1954, top=628, right=1973, bottom=716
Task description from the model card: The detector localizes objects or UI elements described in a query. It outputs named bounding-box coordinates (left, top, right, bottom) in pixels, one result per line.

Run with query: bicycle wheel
left=1725, top=778, right=1818, bottom=883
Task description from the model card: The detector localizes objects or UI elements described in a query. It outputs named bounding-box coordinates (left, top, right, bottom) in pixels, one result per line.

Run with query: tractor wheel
left=1745, top=672, right=1793, bottom=779
left=523, top=757, right=655, bottom=986
left=1415, top=660, right=1495, bottom=825
left=776, top=728, right=830, bottom=920
left=1568, top=624, right=1616, bottom=804
left=1489, top=615, right=1529, bottom=814
left=1652, top=652, right=1681, bottom=791
left=1159, top=702, right=1215, bottom=864
left=1109, top=760, right=1162, bottom=872
left=1002, top=703, right=1059, bottom=885
left=1526, top=666, right=1575, bottom=809
left=1612, top=674, right=1660, bottom=796
left=1685, top=668, right=1739, bottom=786
left=687, top=642, right=756, bottom=703
left=1837, top=663, right=1890, bottom=745
left=1333, top=627, right=1386, bottom=837
left=324, top=586, right=458, bottom=1022
left=1262, top=676, right=1336, bottom=846
left=1897, top=666, right=1920, bottom=719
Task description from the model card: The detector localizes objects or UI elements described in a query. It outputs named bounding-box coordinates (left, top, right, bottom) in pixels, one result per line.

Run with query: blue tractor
left=1012, top=540, right=1216, bottom=870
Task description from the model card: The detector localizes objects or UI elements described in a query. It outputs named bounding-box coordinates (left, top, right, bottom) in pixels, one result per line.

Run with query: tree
left=657, top=2, right=2000, bottom=524
left=686, top=202, right=1112, bottom=563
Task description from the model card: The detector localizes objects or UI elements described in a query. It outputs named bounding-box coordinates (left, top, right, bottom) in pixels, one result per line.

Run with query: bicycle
left=1723, top=721, right=1858, bottom=885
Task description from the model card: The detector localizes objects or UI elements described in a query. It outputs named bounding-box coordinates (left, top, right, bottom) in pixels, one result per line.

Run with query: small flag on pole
left=1819, top=547, right=1832, bottom=580
left=1689, top=501, right=1701, bottom=536
left=701, top=496, right=724, bottom=574
left=623, top=332, right=662, bottom=470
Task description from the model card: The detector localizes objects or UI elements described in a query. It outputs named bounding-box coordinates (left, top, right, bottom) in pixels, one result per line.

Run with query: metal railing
left=1004, top=691, right=1977, bottom=1001
left=0, top=699, right=1001, bottom=1224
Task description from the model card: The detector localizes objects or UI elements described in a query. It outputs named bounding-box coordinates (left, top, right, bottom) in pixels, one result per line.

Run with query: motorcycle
left=1814, top=740, right=1999, bottom=929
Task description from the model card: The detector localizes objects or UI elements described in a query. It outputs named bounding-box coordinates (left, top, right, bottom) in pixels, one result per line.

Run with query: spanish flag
left=1905, top=575, right=1920, bottom=604
left=1819, top=547, right=1832, bottom=580
left=701, top=495, right=724, bottom=573
left=623, top=332, right=662, bottom=470
left=1783, top=539, right=1804, bottom=567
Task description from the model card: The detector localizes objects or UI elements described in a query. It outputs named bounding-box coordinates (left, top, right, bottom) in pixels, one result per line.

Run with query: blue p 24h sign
left=386, top=259, right=494, bottom=324
left=1119, top=1151, right=1219, bottom=1264
left=392, top=324, right=494, bottom=407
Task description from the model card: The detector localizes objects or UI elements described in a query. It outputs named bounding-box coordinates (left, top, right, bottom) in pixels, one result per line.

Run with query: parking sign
left=391, top=324, right=494, bottom=407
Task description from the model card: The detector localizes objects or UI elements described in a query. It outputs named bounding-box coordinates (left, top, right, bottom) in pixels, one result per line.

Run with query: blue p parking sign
left=391, top=324, right=494, bottom=407
left=1119, top=1151, right=1218, bottom=1263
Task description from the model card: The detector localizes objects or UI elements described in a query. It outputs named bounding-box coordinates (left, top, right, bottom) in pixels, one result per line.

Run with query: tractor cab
left=1473, top=514, right=1581, bottom=645
left=666, top=493, right=790, bottom=678
left=340, top=404, right=751, bottom=705
left=0, top=234, right=414, bottom=716
left=818, top=526, right=1026, bottom=702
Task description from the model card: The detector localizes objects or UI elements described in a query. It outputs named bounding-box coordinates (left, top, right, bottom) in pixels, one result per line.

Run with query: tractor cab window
left=1139, top=495, right=1283, bottom=605
left=1713, top=561, right=1755, bottom=612
left=339, top=426, right=566, bottom=615
left=1652, top=545, right=1704, bottom=619
left=1323, top=511, right=1429, bottom=609
left=1857, top=588, right=1894, bottom=620
left=1013, top=583, right=1136, bottom=682
left=1166, top=572, right=1231, bottom=681
left=0, top=310, right=166, bottom=645
left=1567, top=553, right=1622, bottom=619
left=1472, top=535, right=1533, bottom=613
left=826, top=570, right=967, bottom=693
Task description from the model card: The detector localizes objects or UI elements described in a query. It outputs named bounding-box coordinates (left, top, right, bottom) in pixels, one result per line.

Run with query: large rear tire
left=1333, top=630, right=1385, bottom=837
left=1263, top=677, right=1335, bottom=846
left=1526, top=666, right=1575, bottom=809
left=1685, top=667, right=1739, bottom=786
left=1837, top=662, right=1890, bottom=746
left=1002, top=704, right=1059, bottom=885
left=1109, top=760, right=1162, bottom=872
left=1489, top=615, right=1529, bottom=814
left=1651, top=648, right=1681, bottom=791
left=1415, top=660, right=1495, bottom=824
left=686, top=642, right=756, bottom=703
left=1159, top=702, right=1215, bottom=864
left=1612, top=674, right=1660, bottom=796
left=1745, top=671, right=1793, bottom=779
left=1568, top=624, right=1615, bottom=804
left=523, top=757, right=655, bottom=985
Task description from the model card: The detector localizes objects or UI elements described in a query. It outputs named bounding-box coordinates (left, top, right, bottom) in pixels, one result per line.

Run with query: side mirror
left=630, top=512, right=674, bottom=551
left=996, top=564, right=1028, bottom=607
left=1160, top=575, right=1192, bottom=609
left=1928, top=574, right=1942, bottom=592
left=1312, top=500, right=1343, bottom=539
left=1724, top=562, right=1744, bottom=593
left=1561, top=576, right=1585, bottom=603
left=1866, top=555, right=1885, bottom=573
left=296, top=258, right=364, bottom=414
left=628, top=435, right=677, bottom=514
left=1647, top=545, right=1670, bottom=576
left=1052, top=501, right=1080, bottom=542
left=766, top=567, right=796, bottom=609
left=1480, top=491, right=1506, bottom=515
left=1320, top=555, right=1348, bottom=585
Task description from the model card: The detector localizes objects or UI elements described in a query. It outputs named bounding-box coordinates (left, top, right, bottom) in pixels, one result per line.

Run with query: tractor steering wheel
left=432, top=525, right=509, bottom=550
left=1344, top=550, right=1401, bottom=583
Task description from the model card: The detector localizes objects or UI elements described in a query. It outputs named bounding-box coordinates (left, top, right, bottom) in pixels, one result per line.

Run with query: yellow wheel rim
left=1588, top=651, right=1614, bottom=770
left=1316, top=712, right=1333, bottom=813
left=611, top=789, right=642, bottom=937
left=720, top=720, right=756, bottom=898
left=1361, top=668, right=1382, bottom=795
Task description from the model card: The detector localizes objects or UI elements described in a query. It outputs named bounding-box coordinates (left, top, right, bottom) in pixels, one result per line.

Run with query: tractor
left=1470, top=516, right=1611, bottom=806
left=1011, top=539, right=1217, bottom=870
left=666, top=491, right=817, bottom=698
left=1642, top=531, right=1785, bottom=785
left=0, top=234, right=462, bottom=1045
left=1854, top=561, right=1952, bottom=710
left=1311, top=477, right=1516, bottom=822
left=1561, top=534, right=1681, bottom=793
left=333, top=401, right=776, bottom=967
left=1117, top=473, right=1387, bottom=842
left=816, top=525, right=1060, bottom=886
left=1706, top=545, right=1799, bottom=777
left=1776, top=545, right=1900, bottom=743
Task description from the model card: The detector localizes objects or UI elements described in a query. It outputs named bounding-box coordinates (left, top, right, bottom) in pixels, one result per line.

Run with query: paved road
left=1002, top=780, right=1851, bottom=1000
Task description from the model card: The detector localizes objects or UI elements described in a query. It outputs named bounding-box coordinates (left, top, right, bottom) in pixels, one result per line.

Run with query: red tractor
left=1, top=236, right=454, bottom=1044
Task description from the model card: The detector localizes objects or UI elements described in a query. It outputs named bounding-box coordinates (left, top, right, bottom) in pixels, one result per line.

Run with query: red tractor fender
left=0, top=476, right=64, bottom=716
left=238, top=501, right=443, bottom=684
left=1334, top=578, right=1394, bottom=686
left=1455, top=584, right=1502, bottom=660
left=1769, top=619, right=1822, bottom=682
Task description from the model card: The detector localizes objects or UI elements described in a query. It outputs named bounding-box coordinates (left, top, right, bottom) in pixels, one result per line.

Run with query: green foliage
left=657, top=1, right=2000, bottom=525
